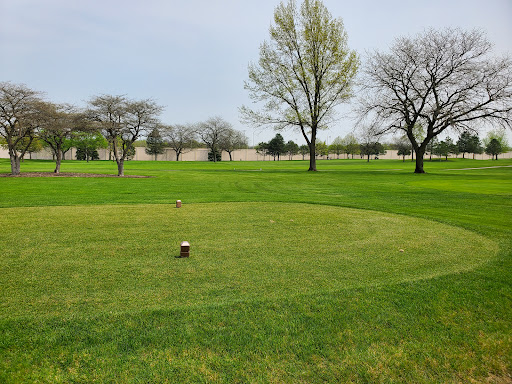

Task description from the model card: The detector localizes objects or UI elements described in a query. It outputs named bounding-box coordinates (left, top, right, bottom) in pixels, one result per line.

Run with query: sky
left=1, top=0, right=511, bottom=146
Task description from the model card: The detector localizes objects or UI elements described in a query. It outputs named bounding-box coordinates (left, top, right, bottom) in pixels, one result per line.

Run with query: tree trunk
left=54, top=150, right=62, bottom=174
left=308, top=144, right=317, bottom=171
left=414, top=148, right=426, bottom=173
left=229, top=152, right=233, bottom=161
left=10, top=155, right=21, bottom=175
left=116, top=158, right=125, bottom=176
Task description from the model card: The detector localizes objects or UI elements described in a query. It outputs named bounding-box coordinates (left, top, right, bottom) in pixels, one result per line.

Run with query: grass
left=0, top=157, right=511, bottom=383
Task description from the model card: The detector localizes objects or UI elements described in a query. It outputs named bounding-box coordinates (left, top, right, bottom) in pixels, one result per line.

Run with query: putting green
left=0, top=203, right=498, bottom=318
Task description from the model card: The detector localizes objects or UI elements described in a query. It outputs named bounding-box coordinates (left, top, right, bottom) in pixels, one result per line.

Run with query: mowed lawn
left=0, top=158, right=511, bottom=383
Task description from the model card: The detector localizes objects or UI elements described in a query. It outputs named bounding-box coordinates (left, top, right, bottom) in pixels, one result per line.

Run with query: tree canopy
left=241, top=0, right=359, bottom=171
left=87, top=95, right=163, bottom=175
left=358, top=28, right=512, bottom=173
left=0, top=82, right=44, bottom=174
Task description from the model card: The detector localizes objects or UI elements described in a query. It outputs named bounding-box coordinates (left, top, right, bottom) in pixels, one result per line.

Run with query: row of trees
left=0, top=85, right=164, bottom=176
left=256, top=128, right=509, bottom=163
left=241, top=0, right=512, bottom=173
left=256, top=133, right=381, bottom=161
left=0, top=82, right=247, bottom=175
left=144, top=117, right=248, bottom=162
left=394, top=129, right=509, bottom=162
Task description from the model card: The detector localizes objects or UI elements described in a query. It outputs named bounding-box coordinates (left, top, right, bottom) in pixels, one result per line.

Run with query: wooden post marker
left=176, top=200, right=182, bottom=208
left=180, top=241, right=190, bottom=258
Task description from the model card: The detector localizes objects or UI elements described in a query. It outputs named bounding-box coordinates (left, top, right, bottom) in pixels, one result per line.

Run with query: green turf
left=0, top=158, right=511, bottom=383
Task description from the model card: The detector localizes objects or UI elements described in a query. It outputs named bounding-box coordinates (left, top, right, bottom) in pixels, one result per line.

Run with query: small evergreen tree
left=485, top=138, right=502, bottom=160
left=208, top=151, right=222, bottom=162
left=469, top=135, right=483, bottom=159
left=145, top=128, right=165, bottom=160
left=267, top=134, right=286, bottom=160
left=457, top=131, right=472, bottom=159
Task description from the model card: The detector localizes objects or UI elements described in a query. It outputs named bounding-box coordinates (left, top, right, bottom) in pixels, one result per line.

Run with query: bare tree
left=0, top=82, right=44, bottom=175
left=197, top=116, right=231, bottom=162
left=162, top=124, right=196, bottom=161
left=38, top=103, right=86, bottom=173
left=358, top=28, right=512, bottom=173
left=87, top=95, right=163, bottom=176
left=240, top=0, right=359, bottom=171
left=220, top=128, right=248, bottom=161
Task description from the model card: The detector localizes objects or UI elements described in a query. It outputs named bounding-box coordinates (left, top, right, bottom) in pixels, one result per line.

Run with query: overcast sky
left=1, top=0, right=511, bottom=145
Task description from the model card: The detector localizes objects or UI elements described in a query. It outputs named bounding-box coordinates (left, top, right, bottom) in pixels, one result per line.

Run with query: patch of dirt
left=0, top=172, right=150, bottom=178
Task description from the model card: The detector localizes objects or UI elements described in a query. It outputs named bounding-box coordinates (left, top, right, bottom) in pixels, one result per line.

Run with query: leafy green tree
left=396, top=137, right=411, bottom=162
left=485, top=138, right=502, bottom=160
left=469, top=135, right=483, bottom=159
left=145, top=127, right=165, bottom=160
left=315, top=141, right=329, bottom=158
left=457, top=131, right=473, bottom=159
left=285, top=140, right=299, bottom=160
left=208, top=151, right=221, bottom=162
left=267, top=133, right=286, bottom=160
left=342, top=133, right=359, bottom=159
left=426, top=137, right=439, bottom=161
left=73, top=132, right=108, bottom=162
left=483, top=128, right=509, bottom=160
left=22, top=137, right=44, bottom=160
left=59, top=138, right=74, bottom=160
left=329, top=136, right=344, bottom=159
left=299, top=144, right=309, bottom=160
left=4, top=136, right=44, bottom=161
left=241, top=0, right=359, bottom=171
left=255, top=142, right=270, bottom=160
left=432, top=138, right=455, bottom=161
left=360, top=142, right=385, bottom=162
left=450, top=138, right=461, bottom=158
